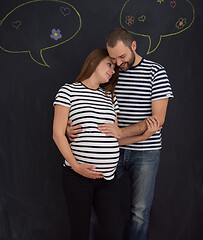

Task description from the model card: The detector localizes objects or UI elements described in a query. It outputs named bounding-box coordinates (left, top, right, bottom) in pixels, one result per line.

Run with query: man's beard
left=119, top=51, right=135, bottom=70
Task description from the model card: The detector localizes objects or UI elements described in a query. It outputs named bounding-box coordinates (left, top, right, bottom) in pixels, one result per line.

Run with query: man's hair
left=106, top=28, right=133, bottom=49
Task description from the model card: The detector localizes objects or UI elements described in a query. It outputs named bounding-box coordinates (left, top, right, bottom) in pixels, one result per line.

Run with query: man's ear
left=131, top=41, right=137, bottom=51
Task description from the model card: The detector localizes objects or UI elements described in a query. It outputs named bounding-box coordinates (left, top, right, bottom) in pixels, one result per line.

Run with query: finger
left=84, top=164, right=96, bottom=170
left=146, top=120, right=150, bottom=128
left=69, top=137, right=75, bottom=142
left=148, top=117, right=155, bottom=124
left=68, top=130, right=81, bottom=136
left=98, top=126, right=110, bottom=131
left=98, top=127, right=112, bottom=133
left=98, top=123, right=110, bottom=127
left=72, top=128, right=82, bottom=134
left=90, top=172, right=104, bottom=178
left=91, top=172, right=104, bottom=177
left=93, top=176, right=104, bottom=179
left=85, top=169, right=104, bottom=178
left=149, top=119, right=158, bottom=130
left=90, top=170, right=104, bottom=175
left=150, top=117, right=159, bottom=127
left=85, top=166, right=103, bottom=174
left=69, top=134, right=79, bottom=138
left=68, top=128, right=82, bottom=135
left=98, top=131, right=114, bottom=137
left=89, top=175, right=103, bottom=179
left=149, top=119, right=157, bottom=128
left=98, top=124, right=113, bottom=130
left=99, top=130, right=112, bottom=134
left=67, top=120, right=72, bottom=125
left=154, top=118, right=159, bottom=127
left=146, top=118, right=153, bottom=128
left=72, top=125, right=82, bottom=130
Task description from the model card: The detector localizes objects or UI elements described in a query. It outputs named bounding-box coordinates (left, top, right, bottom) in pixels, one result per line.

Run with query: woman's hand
left=72, top=163, right=104, bottom=179
left=98, top=123, right=123, bottom=138
left=143, top=117, right=162, bottom=139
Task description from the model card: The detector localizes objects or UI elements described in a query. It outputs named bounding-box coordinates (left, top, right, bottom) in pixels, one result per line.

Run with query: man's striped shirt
left=54, top=82, right=120, bottom=180
left=115, top=58, right=174, bottom=151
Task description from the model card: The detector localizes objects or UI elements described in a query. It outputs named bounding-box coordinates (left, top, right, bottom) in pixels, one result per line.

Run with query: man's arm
left=118, top=117, right=162, bottom=145
left=98, top=98, right=169, bottom=138
left=151, top=98, right=168, bottom=126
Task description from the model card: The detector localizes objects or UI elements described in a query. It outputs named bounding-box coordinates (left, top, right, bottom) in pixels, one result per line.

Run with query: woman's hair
left=74, top=48, right=119, bottom=101
left=106, top=28, right=133, bottom=49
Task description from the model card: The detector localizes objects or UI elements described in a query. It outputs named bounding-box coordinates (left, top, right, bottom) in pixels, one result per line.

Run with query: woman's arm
left=53, top=105, right=103, bottom=179
left=114, top=116, right=161, bottom=146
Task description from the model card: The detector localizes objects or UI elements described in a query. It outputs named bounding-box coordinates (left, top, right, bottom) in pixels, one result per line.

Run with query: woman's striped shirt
left=115, top=58, right=174, bottom=151
left=54, top=82, right=120, bottom=180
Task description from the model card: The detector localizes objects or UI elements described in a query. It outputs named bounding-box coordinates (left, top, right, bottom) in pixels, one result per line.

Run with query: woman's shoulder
left=60, top=82, right=82, bottom=91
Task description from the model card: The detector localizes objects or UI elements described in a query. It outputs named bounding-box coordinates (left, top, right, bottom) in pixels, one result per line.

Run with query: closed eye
left=108, top=62, right=115, bottom=69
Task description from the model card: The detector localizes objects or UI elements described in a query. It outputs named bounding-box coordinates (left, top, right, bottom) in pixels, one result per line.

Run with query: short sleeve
left=113, top=94, right=119, bottom=113
left=53, top=84, right=71, bottom=108
left=151, top=66, right=174, bottom=101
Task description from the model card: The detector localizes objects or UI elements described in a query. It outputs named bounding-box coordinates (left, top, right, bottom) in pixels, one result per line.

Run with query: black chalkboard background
left=0, top=0, right=202, bottom=239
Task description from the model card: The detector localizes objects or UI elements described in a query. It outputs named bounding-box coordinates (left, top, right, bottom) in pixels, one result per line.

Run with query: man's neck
left=132, top=52, right=142, bottom=67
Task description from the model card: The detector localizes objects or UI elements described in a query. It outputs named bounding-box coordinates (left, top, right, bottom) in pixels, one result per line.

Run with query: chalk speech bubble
left=0, top=0, right=81, bottom=67
left=120, top=0, right=195, bottom=54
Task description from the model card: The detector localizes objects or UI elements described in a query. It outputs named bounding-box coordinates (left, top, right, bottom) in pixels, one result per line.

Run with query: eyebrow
left=111, top=54, right=125, bottom=60
left=120, top=54, right=125, bottom=58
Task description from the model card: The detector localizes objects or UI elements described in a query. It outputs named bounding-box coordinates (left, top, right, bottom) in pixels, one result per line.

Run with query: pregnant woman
left=53, top=48, right=159, bottom=240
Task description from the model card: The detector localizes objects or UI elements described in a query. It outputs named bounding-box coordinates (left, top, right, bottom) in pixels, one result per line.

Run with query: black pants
left=62, top=166, right=122, bottom=240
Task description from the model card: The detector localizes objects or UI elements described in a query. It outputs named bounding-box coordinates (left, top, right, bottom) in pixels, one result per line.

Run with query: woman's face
left=94, top=56, right=115, bottom=84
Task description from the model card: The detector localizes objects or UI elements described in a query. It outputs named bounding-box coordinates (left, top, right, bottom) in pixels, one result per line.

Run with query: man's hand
left=143, top=117, right=162, bottom=139
left=98, top=123, right=123, bottom=139
left=66, top=120, right=82, bottom=141
left=73, top=163, right=104, bottom=179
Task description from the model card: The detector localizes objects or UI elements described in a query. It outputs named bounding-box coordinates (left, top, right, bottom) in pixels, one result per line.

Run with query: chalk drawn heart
left=12, top=20, right=21, bottom=29
left=170, top=1, right=176, bottom=8
left=60, top=7, right=71, bottom=16
left=138, top=15, right=146, bottom=22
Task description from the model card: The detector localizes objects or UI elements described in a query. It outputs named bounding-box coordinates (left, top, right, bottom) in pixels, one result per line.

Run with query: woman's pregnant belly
left=69, top=128, right=120, bottom=179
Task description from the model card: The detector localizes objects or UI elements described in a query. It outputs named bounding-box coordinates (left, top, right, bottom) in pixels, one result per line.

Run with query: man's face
left=107, top=40, right=136, bottom=71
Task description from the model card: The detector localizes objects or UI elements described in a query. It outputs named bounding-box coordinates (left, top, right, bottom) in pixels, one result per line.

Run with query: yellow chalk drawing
left=120, top=0, right=195, bottom=54
left=157, top=0, right=164, bottom=3
left=176, top=17, right=187, bottom=29
left=0, top=0, right=82, bottom=67
left=138, top=15, right=146, bottom=22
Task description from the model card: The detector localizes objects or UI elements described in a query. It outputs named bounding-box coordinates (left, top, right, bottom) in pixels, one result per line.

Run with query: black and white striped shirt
left=115, top=58, right=174, bottom=151
left=54, top=82, right=120, bottom=180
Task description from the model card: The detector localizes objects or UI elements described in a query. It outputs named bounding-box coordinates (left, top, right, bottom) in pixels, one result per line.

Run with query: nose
left=116, top=59, right=122, bottom=67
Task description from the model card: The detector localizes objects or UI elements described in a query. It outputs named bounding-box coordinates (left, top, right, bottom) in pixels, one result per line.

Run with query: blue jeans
left=117, top=148, right=161, bottom=240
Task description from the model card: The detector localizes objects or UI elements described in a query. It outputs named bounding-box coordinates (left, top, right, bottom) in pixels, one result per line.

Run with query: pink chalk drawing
left=12, top=20, right=21, bottom=29
left=170, top=1, right=176, bottom=8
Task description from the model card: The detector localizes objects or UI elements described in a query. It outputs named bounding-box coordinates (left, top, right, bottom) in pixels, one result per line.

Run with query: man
left=68, top=28, right=173, bottom=240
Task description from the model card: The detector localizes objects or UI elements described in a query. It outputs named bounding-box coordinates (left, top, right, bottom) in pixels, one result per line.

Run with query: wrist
left=118, top=128, right=124, bottom=138
left=142, top=135, right=148, bottom=141
left=71, top=162, right=79, bottom=172
left=142, top=131, right=151, bottom=141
